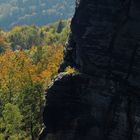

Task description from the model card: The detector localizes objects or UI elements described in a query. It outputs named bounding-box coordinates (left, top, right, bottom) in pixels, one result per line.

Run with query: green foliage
left=0, top=31, right=10, bottom=53
left=2, top=103, right=22, bottom=134
left=0, top=103, right=23, bottom=139
left=6, top=20, right=70, bottom=50
left=0, top=133, right=4, bottom=140
left=43, top=20, right=70, bottom=45
left=56, top=20, right=64, bottom=33
left=8, top=26, right=42, bottom=50
left=0, top=20, right=70, bottom=140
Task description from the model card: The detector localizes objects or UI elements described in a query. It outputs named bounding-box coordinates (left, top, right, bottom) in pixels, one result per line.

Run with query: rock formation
left=39, top=0, right=140, bottom=140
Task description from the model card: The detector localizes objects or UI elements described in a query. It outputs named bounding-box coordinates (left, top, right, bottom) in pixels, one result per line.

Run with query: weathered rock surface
left=39, top=0, right=140, bottom=140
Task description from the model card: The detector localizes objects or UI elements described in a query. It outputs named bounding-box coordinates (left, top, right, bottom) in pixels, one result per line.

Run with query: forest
left=0, top=20, right=74, bottom=140
left=0, top=0, right=75, bottom=30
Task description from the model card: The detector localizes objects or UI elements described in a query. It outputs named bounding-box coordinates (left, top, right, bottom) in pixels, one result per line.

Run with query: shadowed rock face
left=39, top=0, right=140, bottom=140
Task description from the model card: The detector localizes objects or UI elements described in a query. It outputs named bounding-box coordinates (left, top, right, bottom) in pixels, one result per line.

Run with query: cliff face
left=40, top=0, right=140, bottom=140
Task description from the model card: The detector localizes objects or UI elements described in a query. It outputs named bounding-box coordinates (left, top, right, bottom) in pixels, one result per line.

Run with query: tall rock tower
left=40, top=0, right=140, bottom=140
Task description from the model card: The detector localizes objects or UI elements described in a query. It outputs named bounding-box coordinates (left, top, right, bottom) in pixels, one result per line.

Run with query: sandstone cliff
left=40, top=0, right=140, bottom=140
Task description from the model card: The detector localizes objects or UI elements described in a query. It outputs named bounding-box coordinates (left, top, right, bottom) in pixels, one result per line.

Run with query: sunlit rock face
left=39, top=0, right=140, bottom=140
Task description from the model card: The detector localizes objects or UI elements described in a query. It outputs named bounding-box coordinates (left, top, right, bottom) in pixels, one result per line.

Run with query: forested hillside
left=0, top=0, right=75, bottom=30
left=0, top=20, right=74, bottom=140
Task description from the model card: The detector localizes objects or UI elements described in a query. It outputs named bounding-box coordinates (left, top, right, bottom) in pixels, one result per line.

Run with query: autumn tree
left=8, top=26, right=42, bottom=50
left=0, top=20, right=70, bottom=140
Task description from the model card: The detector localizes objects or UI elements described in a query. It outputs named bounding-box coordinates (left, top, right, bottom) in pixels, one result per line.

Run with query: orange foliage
left=0, top=45, right=64, bottom=93
left=39, top=45, right=63, bottom=85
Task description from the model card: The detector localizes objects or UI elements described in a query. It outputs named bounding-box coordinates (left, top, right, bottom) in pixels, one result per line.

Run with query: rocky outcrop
left=39, top=0, right=140, bottom=140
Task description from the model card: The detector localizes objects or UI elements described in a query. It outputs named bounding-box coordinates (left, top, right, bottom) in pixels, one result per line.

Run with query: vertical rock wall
left=39, top=0, right=140, bottom=140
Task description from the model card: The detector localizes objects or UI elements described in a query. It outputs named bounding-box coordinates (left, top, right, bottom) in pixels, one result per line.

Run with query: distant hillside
left=0, top=0, right=75, bottom=30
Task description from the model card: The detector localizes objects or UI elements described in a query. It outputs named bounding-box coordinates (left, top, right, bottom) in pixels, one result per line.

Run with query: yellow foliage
left=11, top=25, right=23, bottom=32
left=0, top=50, right=36, bottom=95
left=65, top=66, right=76, bottom=74
left=39, top=45, right=64, bottom=84
left=0, top=44, right=64, bottom=96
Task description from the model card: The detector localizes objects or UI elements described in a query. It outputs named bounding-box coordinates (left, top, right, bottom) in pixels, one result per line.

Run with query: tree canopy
left=0, top=20, right=74, bottom=140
